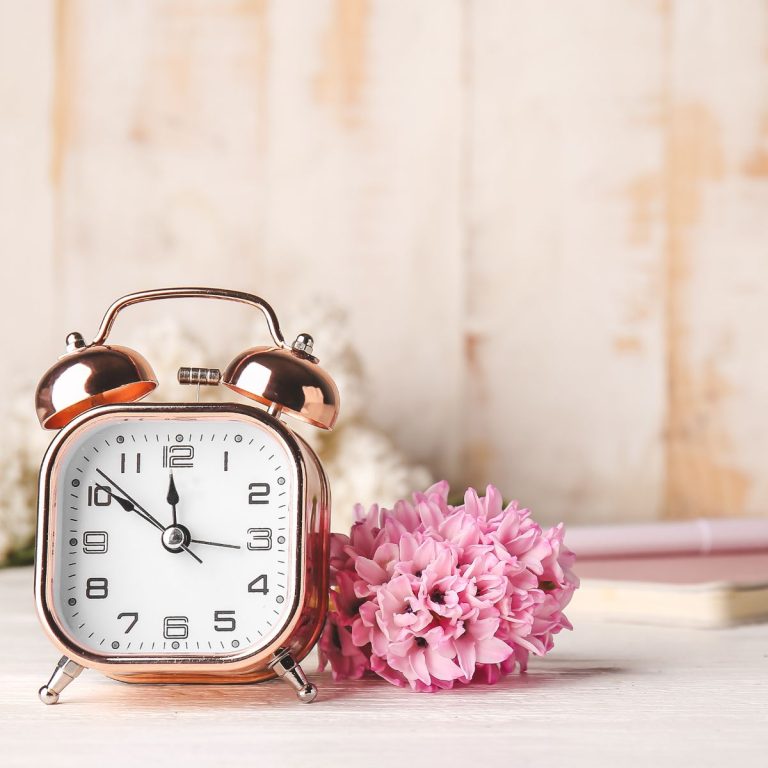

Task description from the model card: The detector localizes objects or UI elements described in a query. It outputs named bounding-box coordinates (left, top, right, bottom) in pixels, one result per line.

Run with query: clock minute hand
left=95, top=472, right=164, bottom=532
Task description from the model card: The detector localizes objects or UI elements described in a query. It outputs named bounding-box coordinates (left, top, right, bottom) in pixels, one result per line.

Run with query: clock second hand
left=95, top=469, right=203, bottom=564
left=190, top=538, right=241, bottom=550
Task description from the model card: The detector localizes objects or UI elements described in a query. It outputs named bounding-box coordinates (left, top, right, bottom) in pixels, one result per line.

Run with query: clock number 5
left=213, top=610, right=236, bottom=632
left=85, top=577, right=108, bottom=599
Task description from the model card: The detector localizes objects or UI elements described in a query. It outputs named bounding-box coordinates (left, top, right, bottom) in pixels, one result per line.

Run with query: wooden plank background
left=2, top=0, right=767, bottom=525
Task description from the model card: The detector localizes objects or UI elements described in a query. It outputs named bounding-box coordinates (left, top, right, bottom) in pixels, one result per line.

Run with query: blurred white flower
left=320, top=423, right=432, bottom=532
left=0, top=394, right=52, bottom=564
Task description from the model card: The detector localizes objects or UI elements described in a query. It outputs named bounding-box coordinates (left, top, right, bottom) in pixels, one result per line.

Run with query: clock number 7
left=117, top=612, right=139, bottom=634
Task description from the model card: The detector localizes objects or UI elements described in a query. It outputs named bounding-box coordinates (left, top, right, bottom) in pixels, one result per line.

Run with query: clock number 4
left=248, top=575, right=269, bottom=595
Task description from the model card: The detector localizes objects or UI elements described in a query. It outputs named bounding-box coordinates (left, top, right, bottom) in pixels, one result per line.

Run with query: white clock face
left=48, top=412, right=298, bottom=658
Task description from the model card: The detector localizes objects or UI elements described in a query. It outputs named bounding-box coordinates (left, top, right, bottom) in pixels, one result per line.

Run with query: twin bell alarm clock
left=32, top=288, right=339, bottom=704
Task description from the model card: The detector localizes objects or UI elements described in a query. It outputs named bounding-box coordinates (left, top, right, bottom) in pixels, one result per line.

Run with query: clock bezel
left=35, top=401, right=313, bottom=676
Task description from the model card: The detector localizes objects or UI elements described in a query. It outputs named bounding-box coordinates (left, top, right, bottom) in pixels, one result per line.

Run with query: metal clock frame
left=35, top=401, right=330, bottom=699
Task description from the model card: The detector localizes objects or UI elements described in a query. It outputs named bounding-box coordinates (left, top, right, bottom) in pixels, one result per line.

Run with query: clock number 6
left=163, top=616, right=189, bottom=640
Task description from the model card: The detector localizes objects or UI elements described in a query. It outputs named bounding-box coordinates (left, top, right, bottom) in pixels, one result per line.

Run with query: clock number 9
left=248, top=483, right=270, bottom=504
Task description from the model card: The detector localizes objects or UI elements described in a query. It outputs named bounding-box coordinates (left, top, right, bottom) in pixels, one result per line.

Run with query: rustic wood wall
left=2, top=1, right=767, bottom=524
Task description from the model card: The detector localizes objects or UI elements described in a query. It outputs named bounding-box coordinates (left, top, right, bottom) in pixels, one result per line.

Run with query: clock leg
left=269, top=651, right=318, bottom=703
left=38, top=656, right=84, bottom=705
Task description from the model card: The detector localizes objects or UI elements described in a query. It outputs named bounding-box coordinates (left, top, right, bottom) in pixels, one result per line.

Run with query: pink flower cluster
left=318, top=482, right=578, bottom=691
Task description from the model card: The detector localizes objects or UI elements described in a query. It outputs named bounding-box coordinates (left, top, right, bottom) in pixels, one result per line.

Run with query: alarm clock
left=33, top=287, right=339, bottom=705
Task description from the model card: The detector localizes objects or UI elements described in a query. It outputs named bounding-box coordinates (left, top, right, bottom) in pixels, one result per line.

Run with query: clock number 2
left=248, top=483, right=270, bottom=504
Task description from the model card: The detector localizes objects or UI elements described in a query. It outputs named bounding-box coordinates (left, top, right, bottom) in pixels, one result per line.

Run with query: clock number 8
left=85, top=577, right=108, bottom=599
left=163, top=616, right=189, bottom=640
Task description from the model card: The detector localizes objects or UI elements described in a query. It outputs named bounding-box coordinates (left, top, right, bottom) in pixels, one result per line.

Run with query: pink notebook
left=571, top=552, right=768, bottom=628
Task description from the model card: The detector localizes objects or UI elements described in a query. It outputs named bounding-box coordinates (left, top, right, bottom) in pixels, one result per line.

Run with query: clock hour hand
left=166, top=472, right=180, bottom=526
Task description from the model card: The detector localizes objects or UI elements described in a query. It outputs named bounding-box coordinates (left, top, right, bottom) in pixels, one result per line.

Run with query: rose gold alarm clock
left=32, top=288, right=339, bottom=704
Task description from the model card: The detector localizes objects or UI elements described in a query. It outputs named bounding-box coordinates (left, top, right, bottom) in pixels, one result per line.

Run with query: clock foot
left=38, top=656, right=84, bottom=705
left=269, top=651, right=318, bottom=703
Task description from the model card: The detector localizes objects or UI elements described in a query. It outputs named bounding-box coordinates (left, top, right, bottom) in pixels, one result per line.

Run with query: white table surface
left=1, top=566, right=766, bottom=767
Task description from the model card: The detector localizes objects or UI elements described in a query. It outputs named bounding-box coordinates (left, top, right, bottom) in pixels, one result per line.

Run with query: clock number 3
left=246, top=528, right=272, bottom=551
